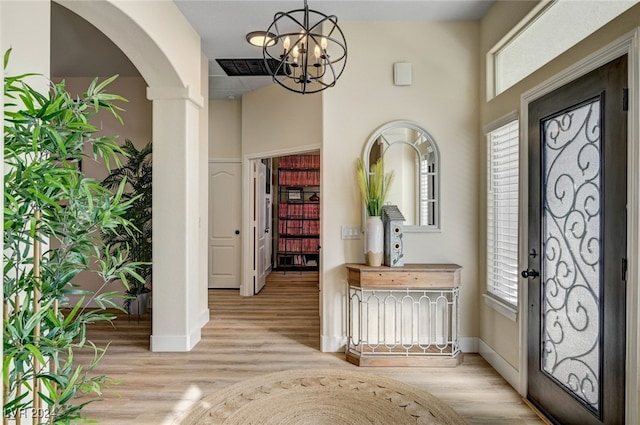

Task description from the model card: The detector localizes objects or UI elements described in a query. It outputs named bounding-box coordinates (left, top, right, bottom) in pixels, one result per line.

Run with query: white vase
left=365, top=216, right=384, bottom=267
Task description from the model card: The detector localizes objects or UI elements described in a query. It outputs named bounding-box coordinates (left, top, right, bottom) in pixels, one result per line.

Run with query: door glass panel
left=542, top=98, right=601, bottom=412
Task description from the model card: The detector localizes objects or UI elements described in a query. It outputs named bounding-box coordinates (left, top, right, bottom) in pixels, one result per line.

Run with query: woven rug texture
left=174, top=368, right=468, bottom=425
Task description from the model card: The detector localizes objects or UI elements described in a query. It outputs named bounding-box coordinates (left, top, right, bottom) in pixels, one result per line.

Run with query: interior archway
left=54, top=0, right=208, bottom=351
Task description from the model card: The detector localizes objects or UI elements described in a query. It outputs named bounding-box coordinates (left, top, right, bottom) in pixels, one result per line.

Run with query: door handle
left=235, top=230, right=240, bottom=235
left=521, top=269, right=539, bottom=279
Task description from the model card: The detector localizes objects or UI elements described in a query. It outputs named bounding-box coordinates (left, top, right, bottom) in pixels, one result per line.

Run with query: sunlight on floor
left=163, top=384, right=202, bottom=425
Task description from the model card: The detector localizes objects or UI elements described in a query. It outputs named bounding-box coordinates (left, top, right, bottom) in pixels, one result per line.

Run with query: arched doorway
left=55, top=0, right=209, bottom=352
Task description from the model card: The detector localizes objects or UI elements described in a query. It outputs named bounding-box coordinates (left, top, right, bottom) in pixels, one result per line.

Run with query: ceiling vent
left=215, top=58, right=286, bottom=76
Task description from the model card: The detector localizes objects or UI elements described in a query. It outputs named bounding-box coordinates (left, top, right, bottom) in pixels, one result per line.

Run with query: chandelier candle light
left=261, top=0, right=347, bottom=94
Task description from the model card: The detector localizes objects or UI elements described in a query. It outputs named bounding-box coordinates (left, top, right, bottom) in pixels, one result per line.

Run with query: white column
left=147, top=86, right=204, bottom=352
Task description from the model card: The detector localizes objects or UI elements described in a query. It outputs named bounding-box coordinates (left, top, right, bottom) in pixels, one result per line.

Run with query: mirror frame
left=362, top=120, right=441, bottom=233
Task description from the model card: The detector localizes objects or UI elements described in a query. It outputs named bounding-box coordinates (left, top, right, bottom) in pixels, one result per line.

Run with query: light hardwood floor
left=76, top=271, right=545, bottom=424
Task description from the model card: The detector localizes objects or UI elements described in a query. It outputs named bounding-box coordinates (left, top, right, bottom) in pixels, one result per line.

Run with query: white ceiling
left=51, top=1, right=494, bottom=100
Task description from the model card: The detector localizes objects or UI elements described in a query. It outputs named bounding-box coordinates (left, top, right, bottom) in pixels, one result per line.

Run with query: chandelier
left=261, top=0, right=347, bottom=95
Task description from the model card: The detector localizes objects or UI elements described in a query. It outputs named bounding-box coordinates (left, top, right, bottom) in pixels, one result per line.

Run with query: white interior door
left=209, top=161, right=241, bottom=288
left=254, top=161, right=269, bottom=294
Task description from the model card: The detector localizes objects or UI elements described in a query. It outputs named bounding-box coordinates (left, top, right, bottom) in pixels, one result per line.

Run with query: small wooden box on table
left=345, top=263, right=463, bottom=367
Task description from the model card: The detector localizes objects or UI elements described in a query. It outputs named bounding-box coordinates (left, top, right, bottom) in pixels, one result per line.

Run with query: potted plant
left=101, top=140, right=152, bottom=315
left=4, top=49, right=140, bottom=423
left=356, top=158, right=394, bottom=266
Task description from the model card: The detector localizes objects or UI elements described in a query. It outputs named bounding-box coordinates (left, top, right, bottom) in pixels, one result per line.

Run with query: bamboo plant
left=356, top=158, right=394, bottom=216
left=3, top=49, right=142, bottom=424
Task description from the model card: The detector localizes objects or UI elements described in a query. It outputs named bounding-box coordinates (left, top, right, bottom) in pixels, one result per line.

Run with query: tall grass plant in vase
left=356, top=158, right=394, bottom=266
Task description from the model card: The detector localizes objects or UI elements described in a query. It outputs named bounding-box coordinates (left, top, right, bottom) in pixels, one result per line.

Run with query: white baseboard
left=460, top=337, right=479, bottom=353
left=321, top=335, right=347, bottom=353
left=478, top=339, right=520, bottom=390
left=199, top=308, right=210, bottom=328
left=150, top=328, right=201, bottom=352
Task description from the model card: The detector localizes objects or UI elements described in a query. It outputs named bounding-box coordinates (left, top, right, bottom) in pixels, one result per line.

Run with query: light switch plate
left=341, top=225, right=361, bottom=240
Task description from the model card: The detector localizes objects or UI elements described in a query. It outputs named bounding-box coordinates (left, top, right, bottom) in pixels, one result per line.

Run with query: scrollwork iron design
left=542, top=99, right=601, bottom=412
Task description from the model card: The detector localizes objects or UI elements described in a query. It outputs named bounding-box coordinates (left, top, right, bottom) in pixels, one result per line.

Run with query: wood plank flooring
left=75, top=271, right=545, bottom=424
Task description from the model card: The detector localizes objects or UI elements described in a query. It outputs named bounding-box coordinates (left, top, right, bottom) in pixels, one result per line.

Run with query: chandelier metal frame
left=262, top=0, right=348, bottom=94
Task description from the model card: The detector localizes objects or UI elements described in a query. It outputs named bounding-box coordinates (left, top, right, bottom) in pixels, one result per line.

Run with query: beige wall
left=234, top=21, right=479, bottom=348
left=242, top=83, right=322, bottom=157
left=209, top=99, right=242, bottom=159
left=1, top=1, right=50, bottom=81
left=479, top=0, right=640, bottom=380
left=322, top=21, right=481, bottom=349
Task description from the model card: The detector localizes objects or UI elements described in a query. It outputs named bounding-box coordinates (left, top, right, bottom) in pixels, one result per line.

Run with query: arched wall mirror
left=362, top=120, right=440, bottom=232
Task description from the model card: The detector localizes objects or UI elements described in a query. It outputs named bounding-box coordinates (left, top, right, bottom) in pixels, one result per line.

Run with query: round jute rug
left=174, top=368, right=467, bottom=425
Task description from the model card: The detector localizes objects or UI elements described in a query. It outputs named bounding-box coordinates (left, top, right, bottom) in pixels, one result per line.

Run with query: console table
left=345, top=263, right=463, bottom=367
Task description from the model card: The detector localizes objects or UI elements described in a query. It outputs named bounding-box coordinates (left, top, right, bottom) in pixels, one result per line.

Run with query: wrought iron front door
left=525, top=55, right=627, bottom=424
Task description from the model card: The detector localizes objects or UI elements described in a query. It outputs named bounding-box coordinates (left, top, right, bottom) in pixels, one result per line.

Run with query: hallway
left=77, top=272, right=543, bottom=424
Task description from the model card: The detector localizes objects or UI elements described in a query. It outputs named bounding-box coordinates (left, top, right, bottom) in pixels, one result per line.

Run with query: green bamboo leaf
left=2, top=391, right=30, bottom=411
left=23, top=344, right=47, bottom=367
left=58, top=367, right=82, bottom=404
left=85, top=76, right=97, bottom=96
left=4, top=47, right=11, bottom=68
left=3, top=353, right=15, bottom=387
left=39, top=372, right=66, bottom=389
left=62, top=297, right=85, bottom=327
left=92, top=74, right=119, bottom=94
left=19, top=92, right=35, bottom=113
left=37, top=386, right=56, bottom=406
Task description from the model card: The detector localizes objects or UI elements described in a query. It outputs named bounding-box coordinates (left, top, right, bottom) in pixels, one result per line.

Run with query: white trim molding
left=459, top=337, right=479, bottom=353
left=483, top=294, right=517, bottom=322
left=208, top=158, right=241, bottom=164
left=479, top=339, right=520, bottom=391
left=146, top=85, right=204, bottom=109
left=519, top=29, right=639, bottom=424
left=199, top=308, right=210, bottom=329
left=150, top=329, right=201, bottom=352
left=482, top=110, right=520, bottom=135
left=321, top=335, right=347, bottom=353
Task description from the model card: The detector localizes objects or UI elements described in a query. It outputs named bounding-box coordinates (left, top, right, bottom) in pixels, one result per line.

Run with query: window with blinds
left=487, top=120, right=519, bottom=306
left=420, top=159, right=436, bottom=226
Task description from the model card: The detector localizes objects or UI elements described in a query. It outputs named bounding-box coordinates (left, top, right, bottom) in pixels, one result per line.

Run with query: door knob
left=521, top=269, right=539, bottom=279
left=235, top=230, right=240, bottom=235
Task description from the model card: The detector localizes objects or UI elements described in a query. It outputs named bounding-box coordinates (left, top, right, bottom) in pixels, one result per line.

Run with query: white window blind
left=487, top=120, right=519, bottom=306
